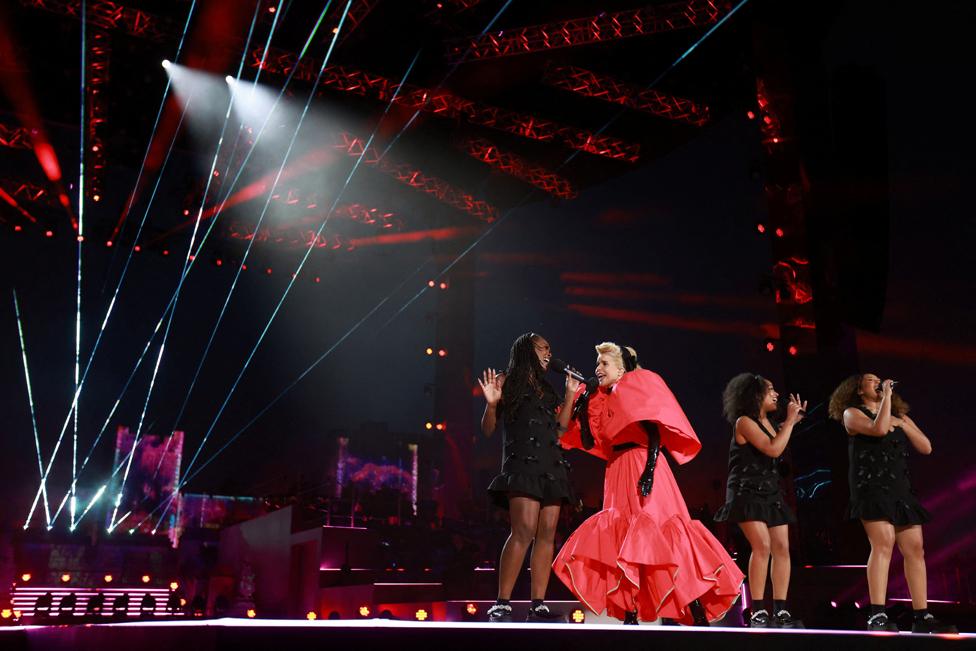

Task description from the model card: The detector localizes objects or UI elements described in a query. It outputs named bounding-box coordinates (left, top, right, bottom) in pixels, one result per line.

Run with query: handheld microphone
left=549, top=358, right=586, bottom=383
left=876, top=380, right=899, bottom=394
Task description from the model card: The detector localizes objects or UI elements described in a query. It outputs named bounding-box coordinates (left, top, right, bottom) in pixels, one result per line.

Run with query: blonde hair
left=595, top=342, right=639, bottom=371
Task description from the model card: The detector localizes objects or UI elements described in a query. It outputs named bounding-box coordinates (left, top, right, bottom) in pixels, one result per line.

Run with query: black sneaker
left=749, top=609, right=770, bottom=628
left=866, top=612, right=899, bottom=632
left=526, top=603, right=564, bottom=623
left=771, top=609, right=804, bottom=628
left=912, top=614, right=958, bottom=634
left=487, top=603, right=513, bottom=623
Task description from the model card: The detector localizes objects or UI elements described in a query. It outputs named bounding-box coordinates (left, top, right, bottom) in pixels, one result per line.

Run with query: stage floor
left=1, top=619, right=973, bottom=651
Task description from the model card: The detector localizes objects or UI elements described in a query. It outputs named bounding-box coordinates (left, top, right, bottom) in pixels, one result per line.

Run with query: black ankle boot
left=690, top=599, right=709, bottom=626
left=623, top=610, right=639, bottom=625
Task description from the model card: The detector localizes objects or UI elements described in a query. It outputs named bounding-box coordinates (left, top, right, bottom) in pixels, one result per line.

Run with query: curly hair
left=722, top=372, right=769, bottom=424
left=828, top=374, right=910, bottom=420
left=500, top=333, right=552, bottom=423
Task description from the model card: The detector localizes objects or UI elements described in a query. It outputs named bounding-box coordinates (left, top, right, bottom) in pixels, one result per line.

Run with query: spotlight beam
left=138, top=255, right=433, bottom=533
left=70, top=0, right=89, bottom=531
left=107, top=0, right=283, bottom=533
left=24, top=0, right=199, bottom=531
left=172, top=0, right=355, bottom=500
left=62, top=0, right=332, bottom=530
left=13, top=291, right=51, bottom=529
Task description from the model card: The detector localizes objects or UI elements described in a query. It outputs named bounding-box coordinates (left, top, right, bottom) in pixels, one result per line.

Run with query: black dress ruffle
left=846, top=407, right=930, bottom=526
left=714, top=417, right=796, bottom=527
left=486, top=381, right=574, bottom=510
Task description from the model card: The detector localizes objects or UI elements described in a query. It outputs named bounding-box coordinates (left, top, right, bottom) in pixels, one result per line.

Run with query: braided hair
left=500, top=333, right=550, bottom=423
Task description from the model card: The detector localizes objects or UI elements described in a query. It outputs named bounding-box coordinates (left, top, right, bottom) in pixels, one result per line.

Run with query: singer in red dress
left=553, top=343, right=744, bottom=624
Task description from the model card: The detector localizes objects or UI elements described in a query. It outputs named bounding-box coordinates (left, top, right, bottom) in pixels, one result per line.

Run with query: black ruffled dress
left=486, top=381, right=574, bottom=510
left=846, top=406, right=930, bottom=525
left=714, top=417, right=796, bottom=527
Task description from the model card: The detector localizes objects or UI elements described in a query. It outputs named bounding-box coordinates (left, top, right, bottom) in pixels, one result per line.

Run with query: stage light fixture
left=787, top=345, right=798, bottom=356
left=435, top=423, right=445, bottom=431
left=775, top=228, right=784, bottom=237
left=14, top=225, right=22, bottom=232
left=1, top=609, right=11, bottom=619
left=170, top=581, right=179, bottom=591
left=425, top=422, right=433, bottom=430
left=427, top=280, right=435, bottom=287
left=45, top=230, right=53, bottom=238
left=415, top=609, right=428, bottom=621
left=141, top=574, right=151, bottom=584
left=306, top=611, right=317, bottom=620
left=161, top=59, right=171, bottom=69
left=465, top=603, right=477, bottom=615
left=246, top=608, right=257, bottom=618
left=439, top=282, right=448, bottom=290
left=359, top=605, right=370, bottom=617
left=104, top=574, right=113, bottom=583
left=425, top=347, right=433, bottom=355
left=437, top=349, right=447, bottom=357
left=225, top=75, right=234, bottom=84
left=60, top=573, right=71, bottom=583
left=756, top=224, right=766, bottom=233
left=20, top=573, right=30, bottom=582
left=571, top=608, right=585, bottom=623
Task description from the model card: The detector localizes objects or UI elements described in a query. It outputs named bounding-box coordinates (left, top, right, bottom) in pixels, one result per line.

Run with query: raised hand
left=881, top=379, right=896, bottom=396
left=786, top=393, right=807, bottom=423
left=478, top=368, right=503, bottom=405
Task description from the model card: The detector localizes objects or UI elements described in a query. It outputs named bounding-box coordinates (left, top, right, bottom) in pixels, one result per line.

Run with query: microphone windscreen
left=549, top=358, right=568, bottom=374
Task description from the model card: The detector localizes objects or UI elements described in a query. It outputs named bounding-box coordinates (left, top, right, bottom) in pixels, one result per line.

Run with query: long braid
left=501, top=333, right=547, bottom=423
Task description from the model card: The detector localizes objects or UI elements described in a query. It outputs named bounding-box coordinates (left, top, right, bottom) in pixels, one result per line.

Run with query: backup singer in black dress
left=715, top=373, right=805, bottom=628
left=829, top=373, right=955, bottom=634
left=480, top=333, right=578, bottom=622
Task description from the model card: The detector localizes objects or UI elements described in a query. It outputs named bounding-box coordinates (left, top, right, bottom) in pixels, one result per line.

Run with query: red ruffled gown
left=553, top=369, right=744, bottom=624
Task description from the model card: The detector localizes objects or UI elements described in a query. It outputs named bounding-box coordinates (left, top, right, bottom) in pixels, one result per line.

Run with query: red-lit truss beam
left=339, top=0, right=378, bottom=40
left=460, top=137, right=577, bottom=199
left=0, top=122, right=34, bottom=149
left=335, top=132, right=496, bottom=222
left=226, top=203, right=399, bottom=251
left=18, top=0, right=172, bottom=41
left=0, top=179, right=61, bottom=208
left=445, top=0, right=723, bottom=63
left=544, top=64, right=710, bottom=127
left=86, top=28, right=111, bottom=201
left=251, top=49, right=640, bottom=162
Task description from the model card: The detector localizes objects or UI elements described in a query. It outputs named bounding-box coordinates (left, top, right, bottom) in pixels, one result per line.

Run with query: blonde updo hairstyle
left=595, top=342, right=640, bottom=372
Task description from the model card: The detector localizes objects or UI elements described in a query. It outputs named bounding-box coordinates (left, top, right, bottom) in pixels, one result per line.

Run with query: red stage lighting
left=746, top=110, right=756, bottom=120
left=20, top=573, right=30, bottom=582
left=265, top=267, right=273, bottom=275
left=215, top=259, right=223, bottom=266
left=465, top=603, right=477, bottom=615
left=60, top=573, right=71, bottom=583
left=169, top=581, right=179, bottom=591
left=14, top=225, right=22, bottom=232
left=428, top=280, right=436, bottom=287
left=268, top=5, right=276, bottom=12
left=764, top=339, right=776, bottom=353
left=425, top=422, right=433, bottom=430
left=439, top=282, right=448, bottom=290
left=437, top=349, right=447, bottom=357
left=775, top=228, right=784, bottom=238
left=162, top=249, right=169, bottom=256
left=134, top=245, right=141, bottom=252
left=141, top=574, right=151, bottom=584
left=435, top=423, right=445, bottom=431
left=106, top=240, right=113, bottom=247
left=45, top=230, right=53, bottom=238
left=104, top=574, right=113, bottom=583
left=77, top=235, right=84, bottom=242
left=92, top=194, right=100, bottom=202
left=757, top=224, right=766, bottom=233
left=788, top=345, right=798, bottom=356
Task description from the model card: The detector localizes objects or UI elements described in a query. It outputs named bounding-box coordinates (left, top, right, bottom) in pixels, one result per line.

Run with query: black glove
left=572, top=378, right=598, bottom=450
left=637, top=422, right=661, bottom=497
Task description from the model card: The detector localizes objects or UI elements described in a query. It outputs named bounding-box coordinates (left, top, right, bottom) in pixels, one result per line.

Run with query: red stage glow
left=20, top=573, right=31, bottom=582
left=104, top=574, right=113, bottom=583
left=349, top=226, right=478, bottom=248
left=461, top=137, right=577, bottom=198
left=60, top=573, right=70, bottom=583
left=141, top=575, right=151, bottom=584
left=106, top=240, right=113, bottom=247
left=757, top=224, right=766, bottom=233
left=439, top=282, right=448, bottom=289
left=466, top=603, right=477, bottom=615
left=775, top=227, right=784, bottom=237
left=428, top=280, right=436, bottom=287
left=788, top=345, right=798, bottom=356
left=45, top=230, right=53, bottom=238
